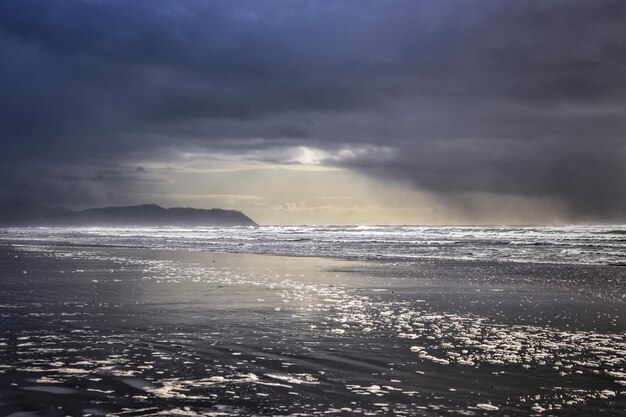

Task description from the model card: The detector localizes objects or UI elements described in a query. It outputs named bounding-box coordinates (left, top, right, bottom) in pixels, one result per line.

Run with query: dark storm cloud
left=0, top=0, right=625, bottom=220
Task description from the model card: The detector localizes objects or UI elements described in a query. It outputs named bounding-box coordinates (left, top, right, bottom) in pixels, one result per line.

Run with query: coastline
left=3, top=224, right=626, bottom=267
left=1, top=242, right=624, bottom=415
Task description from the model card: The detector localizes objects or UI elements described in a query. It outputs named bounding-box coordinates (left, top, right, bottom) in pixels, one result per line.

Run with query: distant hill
left=0, top=204, right=258, bottom=227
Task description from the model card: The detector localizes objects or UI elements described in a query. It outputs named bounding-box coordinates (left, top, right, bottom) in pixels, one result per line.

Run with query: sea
left=0, top=225, right=624, bottom=416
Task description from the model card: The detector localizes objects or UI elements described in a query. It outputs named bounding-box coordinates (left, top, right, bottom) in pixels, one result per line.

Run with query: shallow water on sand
left=0, top=243, right=624, bottom=416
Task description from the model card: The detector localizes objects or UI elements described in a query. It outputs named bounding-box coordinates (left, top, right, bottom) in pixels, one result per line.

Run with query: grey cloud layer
left=1, top=0, right=625, bottom=219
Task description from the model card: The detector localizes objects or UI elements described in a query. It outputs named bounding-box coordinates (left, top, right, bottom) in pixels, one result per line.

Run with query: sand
left=0, top=244, right=624, bottom=416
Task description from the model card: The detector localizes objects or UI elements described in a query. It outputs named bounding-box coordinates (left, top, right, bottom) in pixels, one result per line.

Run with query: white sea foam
left=4, top=225, right=626, bottom=265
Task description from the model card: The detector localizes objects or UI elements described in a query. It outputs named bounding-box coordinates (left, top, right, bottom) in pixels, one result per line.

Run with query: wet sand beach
left=0, top=243, right=624, bottom=416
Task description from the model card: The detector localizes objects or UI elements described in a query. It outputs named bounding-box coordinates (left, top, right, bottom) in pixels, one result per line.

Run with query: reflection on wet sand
left=0, top=245, right=624, bottom=416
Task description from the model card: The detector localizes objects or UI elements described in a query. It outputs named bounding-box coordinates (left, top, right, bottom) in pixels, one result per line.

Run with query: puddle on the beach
left=0, top=245, right=623, bottom=416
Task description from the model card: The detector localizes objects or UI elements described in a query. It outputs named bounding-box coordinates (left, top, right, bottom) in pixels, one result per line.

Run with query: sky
left=1, top=0, right=625, bottom=225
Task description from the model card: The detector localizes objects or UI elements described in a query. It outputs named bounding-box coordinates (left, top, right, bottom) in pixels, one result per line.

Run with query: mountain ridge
left=0, top=203, right=258, bottom=227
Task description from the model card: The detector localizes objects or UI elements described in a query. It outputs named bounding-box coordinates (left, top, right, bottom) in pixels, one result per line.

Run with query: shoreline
left=0, top=240, right=624, bottom=416
left=3, top=224, right=626, bottom=267
left=5, top=238, right=626, bottom=268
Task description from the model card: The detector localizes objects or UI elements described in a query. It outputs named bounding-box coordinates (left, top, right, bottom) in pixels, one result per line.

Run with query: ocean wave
left=3, top=225, right=626, bottom=266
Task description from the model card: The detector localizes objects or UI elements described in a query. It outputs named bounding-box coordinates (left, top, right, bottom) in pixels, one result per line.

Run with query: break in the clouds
left=1, top=0, right=625, bottom=223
